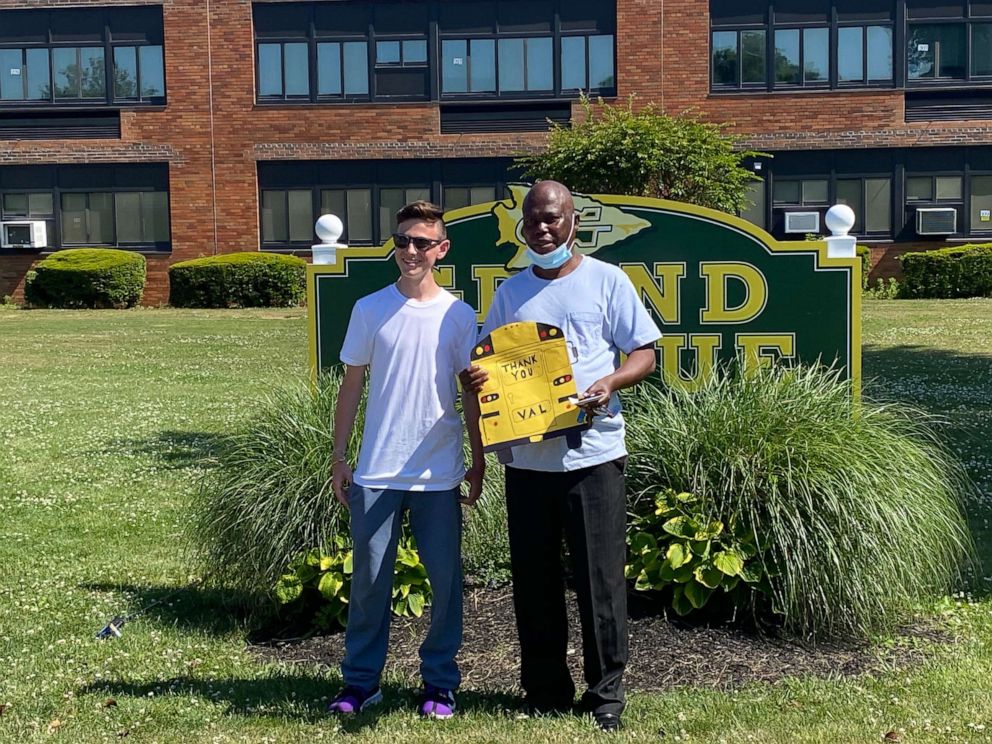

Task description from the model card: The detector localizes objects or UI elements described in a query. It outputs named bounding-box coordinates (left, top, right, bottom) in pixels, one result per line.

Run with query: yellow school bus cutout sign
left=473, top=321, right=588, bottom=459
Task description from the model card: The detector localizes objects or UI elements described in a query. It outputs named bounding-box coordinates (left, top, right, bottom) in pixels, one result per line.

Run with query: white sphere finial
left=825, top=204, right=856, bottom=237
left=315, top=213, right=344, bottom=244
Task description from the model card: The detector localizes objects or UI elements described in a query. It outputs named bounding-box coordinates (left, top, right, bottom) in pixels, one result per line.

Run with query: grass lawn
left=0, top=301, right=990, bottom=743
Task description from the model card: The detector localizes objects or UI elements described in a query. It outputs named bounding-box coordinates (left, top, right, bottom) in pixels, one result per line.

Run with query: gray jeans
left=341, top=485, right=463, bottom=691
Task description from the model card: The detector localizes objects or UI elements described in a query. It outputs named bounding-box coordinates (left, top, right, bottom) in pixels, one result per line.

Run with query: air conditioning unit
left=916, top=207, right=957, bottom=236
left=784, top=211, right=820, bottom=234
left=1, top=220, right=47, bottom=248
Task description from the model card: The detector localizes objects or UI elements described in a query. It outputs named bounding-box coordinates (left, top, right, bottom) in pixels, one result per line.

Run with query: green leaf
left=684, top=580, right=715, bottom=610
left=694, top=564, right=724, bottom=590
left=343, top=552, right=354, bottom=575
left=408, top=592, right=426, bottom=618
left=694, top=520, right=724, bottom=541
left=713, top=550, right=745, bottom=577
left=274, top=574, right=303, bottom=605
left=739, top=560, right=763, bottom=584
left=671, top=586, right=694, bottom=616
left=635, top=573, right=653, bottom=592
left=317, top=572, right=344, bottom=601
left=662, top=516, right=696, bottom=539
left=673, top=562, right=695, bottom=583
left=666, top=542, right=691, bottom=568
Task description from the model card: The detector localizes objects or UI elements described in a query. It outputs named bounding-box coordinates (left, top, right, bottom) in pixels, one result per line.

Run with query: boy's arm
left=332, top=364, right=367, bottom=508
left=459, top=387, right=486, bottom=506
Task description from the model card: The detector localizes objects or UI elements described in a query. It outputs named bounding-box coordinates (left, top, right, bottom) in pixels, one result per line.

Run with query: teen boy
left=328, top=201, right=484, bottom=719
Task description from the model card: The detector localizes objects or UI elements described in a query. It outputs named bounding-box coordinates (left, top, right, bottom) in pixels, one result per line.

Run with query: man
left=463, top=181, right=661, bottom=731
left=329, top=200, right=484, bottom=719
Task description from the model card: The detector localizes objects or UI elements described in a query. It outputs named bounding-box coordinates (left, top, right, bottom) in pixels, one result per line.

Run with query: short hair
left=396, top=200, right=446, bottom=237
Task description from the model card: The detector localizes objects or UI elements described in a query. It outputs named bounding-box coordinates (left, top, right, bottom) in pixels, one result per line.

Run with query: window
left=115, top=192, right=169, bottom=243
left=257, top=159, right=514, bottom=247
left=711, top=30, right=766, bottom=87
left=774, top=28, right=829, bottom=86
left=113, top=45, right=165, bottom=100
left=317, top=42, right=369, bottom=96
left=711, top=1, right=894, bottom=91
left=906, top=175, right=962, bottom=201
left=908, top=24, right=967, bottom=79
left=0, top=164, right=169, bottom=251
left=444, top=186, right=498, bottom=210
left=0, top=7, right=165, bottom=105
left=254, top=1, right=617, bottom=103
left=971, top=175, right=992, bottom=230
left=561, top=35, right=616, bottom=91
left=836, top=178, right=891, bottom=233
left=773, top=178, right=829, bottom=205
left=321, top=188, right=373, bottom=242
left=61, top=192, right=114, bottom=244
left=837, top=26, right=893, bottom=83
left=739, top=180, right=767, bottom=229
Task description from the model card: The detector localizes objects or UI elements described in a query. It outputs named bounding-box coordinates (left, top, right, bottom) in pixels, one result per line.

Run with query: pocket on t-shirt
left=566, top=312, right=606, bottom=363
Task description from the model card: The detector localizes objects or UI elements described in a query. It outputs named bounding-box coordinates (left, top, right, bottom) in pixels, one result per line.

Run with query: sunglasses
left=392, top=233, right=444, bottom=252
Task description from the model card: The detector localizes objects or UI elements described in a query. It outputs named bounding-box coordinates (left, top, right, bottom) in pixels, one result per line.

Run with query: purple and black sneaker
left=418, top=684, right=456, bottom=719
left=327, top=685, right=383, bottom=715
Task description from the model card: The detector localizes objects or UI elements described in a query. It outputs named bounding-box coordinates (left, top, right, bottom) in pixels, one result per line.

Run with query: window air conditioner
left=783, top=211, right=820, bottom=234
left=1, top=220, right=47, bottom=248
left=915, top=208, right=957, bottom=236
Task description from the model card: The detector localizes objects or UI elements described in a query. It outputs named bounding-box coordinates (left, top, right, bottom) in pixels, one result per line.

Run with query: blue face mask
left=526, top=215, right=576, bottom=270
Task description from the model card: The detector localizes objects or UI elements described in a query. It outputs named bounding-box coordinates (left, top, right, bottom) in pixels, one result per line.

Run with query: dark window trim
left=252, top=0, right=617, bottom=105
left=0, top=7, right=165, bottom=108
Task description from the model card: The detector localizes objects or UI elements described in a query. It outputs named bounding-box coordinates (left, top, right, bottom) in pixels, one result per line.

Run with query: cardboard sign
left=472, top=321, right=587, bottom=455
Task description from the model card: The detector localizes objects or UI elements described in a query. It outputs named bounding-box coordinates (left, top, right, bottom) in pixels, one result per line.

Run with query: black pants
left=505, top=458, right=628, bottom=716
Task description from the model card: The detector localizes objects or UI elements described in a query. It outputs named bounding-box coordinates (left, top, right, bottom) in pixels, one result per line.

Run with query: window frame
left=0, top=7, right=166, bottom=108
left=252, top=0, right=617, bottom=105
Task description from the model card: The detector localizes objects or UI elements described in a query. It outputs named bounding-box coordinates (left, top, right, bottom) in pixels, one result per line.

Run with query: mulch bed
left=249, top=587, right=952, bottom=694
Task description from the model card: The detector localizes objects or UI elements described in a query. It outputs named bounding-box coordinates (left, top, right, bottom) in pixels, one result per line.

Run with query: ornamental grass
left=623, top=363, right=976, bottom=641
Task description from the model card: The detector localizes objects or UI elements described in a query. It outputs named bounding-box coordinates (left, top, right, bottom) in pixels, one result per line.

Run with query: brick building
left=1, top=0, right=990, bottom=303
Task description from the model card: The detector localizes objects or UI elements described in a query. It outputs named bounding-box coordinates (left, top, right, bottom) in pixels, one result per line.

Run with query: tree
left=516, top=96, right=765, bottom=215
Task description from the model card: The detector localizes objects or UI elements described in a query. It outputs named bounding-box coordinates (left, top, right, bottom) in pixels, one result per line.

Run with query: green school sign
left=307, top=187, right=861, bottom=390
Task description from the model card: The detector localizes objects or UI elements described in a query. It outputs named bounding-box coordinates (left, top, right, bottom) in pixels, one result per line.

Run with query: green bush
left=626, top=488, right=770, bottom=617
left=169, top=252, right=306, bottom=308
left=187, top=371, right=361, bottom=595
left=623, top=363, right=975, bottom=640
left=275, top=533, right=432, bottom=631
left=899, top=243, right=992, bottom=299
left=24, top=248, right=145, bottom=308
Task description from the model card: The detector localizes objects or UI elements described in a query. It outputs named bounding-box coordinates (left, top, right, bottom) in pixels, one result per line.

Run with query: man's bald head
left=522, top=180, right=575, bottom=219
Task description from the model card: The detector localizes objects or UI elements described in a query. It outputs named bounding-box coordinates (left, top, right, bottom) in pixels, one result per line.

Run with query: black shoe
left=594, top=711, right=623, bottom=732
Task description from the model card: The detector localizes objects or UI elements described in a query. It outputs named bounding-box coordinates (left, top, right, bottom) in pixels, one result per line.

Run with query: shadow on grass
left=98, top=430, right=233, bottom=470
left=75, top=676, right=517, bottom=729
left=80, top=581, right=262, bottom=636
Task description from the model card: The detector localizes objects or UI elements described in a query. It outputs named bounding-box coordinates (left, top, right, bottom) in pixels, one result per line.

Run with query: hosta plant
left=275, top=529, right=432, bottom=632
left=626, top=489, right=770, bottom=616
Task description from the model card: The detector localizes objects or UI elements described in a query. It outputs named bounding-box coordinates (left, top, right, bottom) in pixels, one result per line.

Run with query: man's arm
left=331, top=364, right=367, bottom=508
left=580, top=344, right=657, bottom=406
left=460, top=388, right=486, bottom=506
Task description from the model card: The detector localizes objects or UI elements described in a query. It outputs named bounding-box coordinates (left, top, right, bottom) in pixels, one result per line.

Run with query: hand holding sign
left=470, top=321, right=589, bottom=455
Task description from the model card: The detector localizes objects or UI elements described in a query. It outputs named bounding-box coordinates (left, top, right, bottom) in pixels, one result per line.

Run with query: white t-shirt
left=480, top=256, right=661, bottom=472
left=340, top=284, right=476, bottom=491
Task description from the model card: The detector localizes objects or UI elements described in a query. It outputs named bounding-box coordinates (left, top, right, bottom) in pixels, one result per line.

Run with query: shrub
left=865, top=276, right=900, bottom=300
left=24, top=248, right=145, bottom=308
left=899, top=243, right=992, bottom=299
left=623, top=363, right=975, bottom=640
left=275, top=533, right=432, bottom=631
left=626, top=488, right=770, bottom=617
left=169, top=252, right=306, bottom=308
left=187, top=371, right=361, bottom=595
